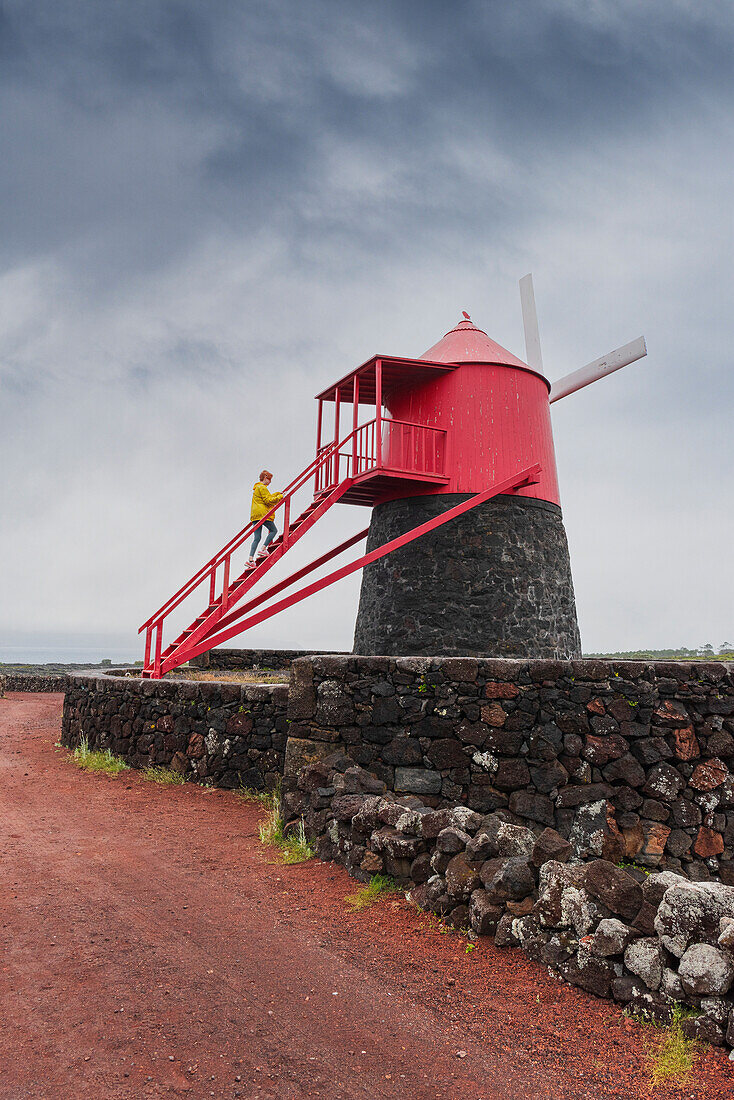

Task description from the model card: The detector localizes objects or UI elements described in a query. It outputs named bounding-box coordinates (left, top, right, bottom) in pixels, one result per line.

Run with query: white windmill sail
left=518, top=274, right=647, bottom=402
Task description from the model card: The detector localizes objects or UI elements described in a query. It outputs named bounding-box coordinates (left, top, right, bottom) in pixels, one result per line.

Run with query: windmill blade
left=549, top=336, right=647, bottom=404
left=519, top=273, right=543, bottom=372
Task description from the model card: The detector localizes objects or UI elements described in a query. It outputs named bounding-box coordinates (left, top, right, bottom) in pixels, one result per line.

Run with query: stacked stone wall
left=191, top=648, right=346, bottom=671
left=288, top=752, right=734, bottom=1049
left=286, top=656, right=734, bottom=880
left=353, top=495, right=581, bottom=658
left=61, top=672, right=289, bottom=790
left=4, top=673, right=71, bottom=692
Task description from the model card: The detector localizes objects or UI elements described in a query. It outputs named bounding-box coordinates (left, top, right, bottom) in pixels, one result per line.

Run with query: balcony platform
left=332, top=467, right=450, bottom=506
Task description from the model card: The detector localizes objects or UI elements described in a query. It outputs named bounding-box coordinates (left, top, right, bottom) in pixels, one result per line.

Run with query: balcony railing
left=315, top=418, right=447, bottom=494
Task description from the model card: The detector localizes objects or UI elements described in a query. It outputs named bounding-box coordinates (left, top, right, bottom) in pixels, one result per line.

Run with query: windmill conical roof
left=421, top=315, right=528, bottom=369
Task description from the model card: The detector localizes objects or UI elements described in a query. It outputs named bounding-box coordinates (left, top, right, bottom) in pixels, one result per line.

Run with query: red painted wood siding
left=385, top=362, right=560, bottom=506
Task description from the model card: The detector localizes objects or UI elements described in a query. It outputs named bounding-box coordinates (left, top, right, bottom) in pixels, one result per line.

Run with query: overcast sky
left=1, top=0, right=732, bottom=661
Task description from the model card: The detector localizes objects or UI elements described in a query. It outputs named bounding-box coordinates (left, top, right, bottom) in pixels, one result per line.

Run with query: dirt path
left=1, top=694, right=732, bottom=1100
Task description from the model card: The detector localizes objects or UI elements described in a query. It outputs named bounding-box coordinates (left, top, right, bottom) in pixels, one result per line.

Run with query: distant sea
left=0, top=646, right=140, bottom=665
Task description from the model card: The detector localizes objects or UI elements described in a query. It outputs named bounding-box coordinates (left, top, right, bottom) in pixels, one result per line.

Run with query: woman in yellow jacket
left=247, top=470, right=283, bottom=566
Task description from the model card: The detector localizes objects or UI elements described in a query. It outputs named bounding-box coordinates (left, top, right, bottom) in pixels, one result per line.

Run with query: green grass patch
left=236, top=783, right=272, bottom=805
left=644, top=1006, right=701, bottom=1089
left=71, top=737, right=129, bottom=776
left=143, top=765, right=187, bottom=785
left=345, top=874, right=401, bottom=911
left=257, top=792, right=315, bottom=864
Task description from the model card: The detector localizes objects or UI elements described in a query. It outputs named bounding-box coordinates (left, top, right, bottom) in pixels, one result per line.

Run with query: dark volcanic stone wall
left=352, top=494, right=581, bottom=659
left=4, top=673, right=71, bottom=692
left=191, top=647, right=346, bottom=671
left=62, top=672, right=288, bottom=790
left=286, top=655, right=734, bottom=881
left=289, top=756, right=734, bottom=1049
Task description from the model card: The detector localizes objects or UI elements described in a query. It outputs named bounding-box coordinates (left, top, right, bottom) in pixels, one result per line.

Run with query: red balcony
left=314, top=417, right=449, bottom=505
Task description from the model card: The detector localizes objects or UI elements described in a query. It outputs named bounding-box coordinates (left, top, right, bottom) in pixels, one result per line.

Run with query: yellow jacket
left=251, top=481, right=283, bottom=522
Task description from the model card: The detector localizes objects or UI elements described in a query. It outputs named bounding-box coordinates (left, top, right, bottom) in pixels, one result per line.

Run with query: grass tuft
left=71, top=737, right=129, bottom=775
left=236, top=784, right=272, bottom=805
left=647, top=1005, right=701, bottom=1089
left=345, top=874, right=401, bottom=911
left=143, top=765, right=187, bottom=785
left=257, top=791, right=315, bottom=864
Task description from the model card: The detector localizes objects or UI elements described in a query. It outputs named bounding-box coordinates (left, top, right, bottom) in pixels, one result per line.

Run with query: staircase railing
left=140, top=416, right=449, bottom=676
left=139, top=425, right=361, bottom=671
left=315, top=419, right=447, bottom=493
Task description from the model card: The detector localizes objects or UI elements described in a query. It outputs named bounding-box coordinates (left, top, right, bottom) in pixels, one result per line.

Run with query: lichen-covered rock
left=534, top=861, right=587, bottom=928
left=644, top=763, right=686, bottom=801
left=451, top=807, right=483, bottom=834
left=370, top=827, right=423, bottom=860
left=690, top=758, right=728, bottom=791
left=700, top=996, right=730, bottom=1028
left=719, top=916, right=734, bottom=949
left=430, top=849, right=452, bottom=875
left=660, top=968, right=684, bottom=1001
left=561, top=946, right=614, bottom=998
left=394, top=809, right=425, bottom=835
left=727, top=1009, right=734, bottom=1047
left=465, top=832, right=497, bottom=862
left=611, top=975, right=649, bottom=1004
left=643, top=870, right=687, bottom=908
left=561, top=886, right=604, bottom=938
left=469, top=889, right=503, bottom=934
left=436, top=826, right=472, bottom=853
left=588, top=918, right=637, bottom=957
left=678, top=944, right=734, bottom=996
left=484, top=857, right=536, bottom=903
left=512, top=914, right=549, bottom=962
left=495, top=822, right=536, bottom=859
left=540, top=930, right=579, bottom=967
left=655, top=880, right=734, bottom=957
left=494, top=912, right=518, bottom=947
left=352, top=796, right=388, bottom=830
left=681, top=1015, right=725, bottom=1046
left=570, top=800, right=625, bottom=863
left=624, top=938, right=665, bottom=991
left=445, top=853, right=482, bottom=900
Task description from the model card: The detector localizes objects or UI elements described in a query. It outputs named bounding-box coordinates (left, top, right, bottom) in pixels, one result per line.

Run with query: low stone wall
left=3, top=673, right=71, bottom=692
left=191, top=647, right=346, bottom=671
left=289, top=753, right=734, bottom=1050
left=286, top=656, right=734, bottom=880
left=62, top=672, right=289, bottom=790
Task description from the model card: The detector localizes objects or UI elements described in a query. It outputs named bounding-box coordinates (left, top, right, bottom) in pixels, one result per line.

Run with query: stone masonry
left=289, top=752, right=734, bottom=1050
left=62, top=671, right=288, bottom=790
left=353, top=494, right=581, bottom=659
left=286, top=656, right=734, bottom=881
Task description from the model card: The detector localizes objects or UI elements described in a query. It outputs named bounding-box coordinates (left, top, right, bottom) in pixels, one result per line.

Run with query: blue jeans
left=250, top=520, right=277, bottom=557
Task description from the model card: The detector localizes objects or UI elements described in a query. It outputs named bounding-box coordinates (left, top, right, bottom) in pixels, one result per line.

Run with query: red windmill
left=140, top=276, right=646, bottom=677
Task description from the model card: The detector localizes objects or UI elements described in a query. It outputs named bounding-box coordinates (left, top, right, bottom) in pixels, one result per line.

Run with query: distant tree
left=700, top=643, right=715, bottom=658
left=719, top=642, right=733, bottom=654
left=101, top=658, right=112, bottom=666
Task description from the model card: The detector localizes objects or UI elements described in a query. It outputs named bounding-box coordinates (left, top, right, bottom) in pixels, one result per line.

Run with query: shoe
left=256, top=550, right=268, bottom=560
left=246, top=558, right=256, bottom=569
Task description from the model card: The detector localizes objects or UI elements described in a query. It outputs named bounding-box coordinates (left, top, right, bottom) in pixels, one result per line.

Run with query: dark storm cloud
left=1, top=0, right=732, bottom=653
left=2, top=0, right=732, bottom=278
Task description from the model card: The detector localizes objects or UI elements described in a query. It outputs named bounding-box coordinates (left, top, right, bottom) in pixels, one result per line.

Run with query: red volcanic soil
left=1, top=691, right=733, bottom=1100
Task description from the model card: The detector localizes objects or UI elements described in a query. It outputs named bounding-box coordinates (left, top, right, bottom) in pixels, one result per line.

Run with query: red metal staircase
left=139, top=414, right=541, bottom=677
